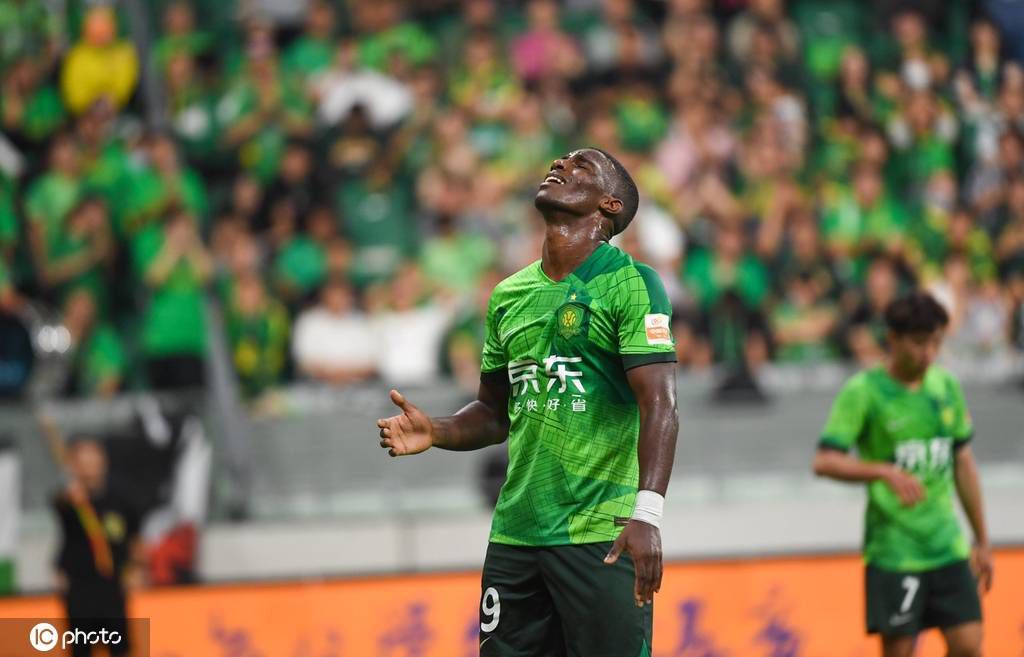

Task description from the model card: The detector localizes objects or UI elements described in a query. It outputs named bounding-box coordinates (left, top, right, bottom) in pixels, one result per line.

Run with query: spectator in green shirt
left=353, top=0, right=439, bottom=72
left=25, top=135, right=83, bottom=275
left=683, top=221, right=770, bottom=311
left=218, top=50, right=313, bottom=183
left=270, top=199, right=328, bottom=308
left=210, top=216, right=258, bottom=305
left=905, top=169, right=957, bottom=276
left=163, top=52, right=221, bottom=169
left=75, top=97, right=131, bottom=182
left=945, top=209, right=998, bottom=283
left=908, top=174, right=996, bottom=283
left=449, top=30, right=521, bottom=123
left=887, top=90, right=957, bottom=194
left=325, top=112, right=418, bottom=286
left=420, top=212, right=496, bottom=296
left=435, top=0, right=518, bottom=71
left=821, top=162, right=910, bottom=283
left=336, top=171, right=417, bottom=287
left=75, top=101, right=134, bottom=216
left=1, top=56, right=66, bottom=151
left=132, top=210, right=213, bottom=390
left=282, top=0, right=337, bottom=83
left=151, top=1, right=212, bottom=74
left=120, top=132, right=209, bottom=237
left=225, top=272, right=289, bottom=399
left=37, top=197, right=112, bottom=310
left=770, top=270, right=840, bottom=363
left=0, top=0, right=61, bottom=73
left=62, top=288, right=125, bottom=398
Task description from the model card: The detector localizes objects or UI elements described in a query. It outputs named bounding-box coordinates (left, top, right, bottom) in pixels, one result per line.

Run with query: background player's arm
left=605, top=362, right=679, bottom=607
left=813, top=378, right=923, bottom=505
left=812, top=449, right=924, bottom=506
left=953, top=445, right=993, bottom=591
left=377, top=371, right=510, bottom=456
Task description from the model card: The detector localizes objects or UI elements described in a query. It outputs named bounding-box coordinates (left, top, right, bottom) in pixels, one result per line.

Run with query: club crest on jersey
left=556, top=303, right=587, bottom=339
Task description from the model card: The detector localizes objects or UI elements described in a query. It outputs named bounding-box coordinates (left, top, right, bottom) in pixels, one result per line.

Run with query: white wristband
left=631, top=490, right=665, bottom=529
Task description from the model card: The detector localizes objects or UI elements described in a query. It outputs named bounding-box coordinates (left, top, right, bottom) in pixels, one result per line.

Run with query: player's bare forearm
left=607, top=361, right=677, bottom=606
left=626, top=362, right=679, bottom=495
left=954, top=446, right=989, bottom=546
left=812, top=448, right=892, bottom=483
left=954, top=445, right=994, bottom=591
left=378, top=371, right=509, bottom=457
left=431, top=375, right=510, bottom=451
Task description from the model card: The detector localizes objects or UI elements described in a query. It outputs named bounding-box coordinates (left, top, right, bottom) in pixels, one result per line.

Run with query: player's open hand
left=377, top=390, right=434, bottom=457
left=972, top=542, right=994, bottom=594
left=603, top=519, right=662, bottom=608
left=883, top=466, right=925, bottom=506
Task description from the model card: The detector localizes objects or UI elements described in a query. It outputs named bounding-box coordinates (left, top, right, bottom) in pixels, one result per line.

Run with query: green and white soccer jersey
left=820, top=366, right=974, bottom=571
left=482, top=242, right=676, bottom=546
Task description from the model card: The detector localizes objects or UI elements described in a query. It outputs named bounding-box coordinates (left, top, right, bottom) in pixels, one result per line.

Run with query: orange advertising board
left=1, top=550, right=1021, bottom=657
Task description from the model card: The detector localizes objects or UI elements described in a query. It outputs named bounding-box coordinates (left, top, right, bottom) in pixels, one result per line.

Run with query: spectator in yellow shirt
left=60, top=6, right=139, bottom=115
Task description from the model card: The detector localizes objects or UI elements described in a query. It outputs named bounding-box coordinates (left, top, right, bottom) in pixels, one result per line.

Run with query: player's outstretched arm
left=812, top=448, right=924, bottom=506
left=605, top=362, right=679, bottom=608
left=377, top=371, right=511, bottom=457
left=953, top=445, right=993, bottom=592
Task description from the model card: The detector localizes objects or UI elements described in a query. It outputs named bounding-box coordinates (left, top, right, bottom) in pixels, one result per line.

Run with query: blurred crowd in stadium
left=2, top=0, right=1024, bottom=404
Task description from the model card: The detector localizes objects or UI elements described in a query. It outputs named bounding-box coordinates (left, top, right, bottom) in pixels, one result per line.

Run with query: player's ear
left=599, top=194, right=623, bottom=217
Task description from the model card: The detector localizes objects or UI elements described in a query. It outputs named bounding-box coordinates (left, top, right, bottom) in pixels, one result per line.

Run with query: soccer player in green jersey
left=376, top=148, right=679, bottom=656
left=813, top=292, right=993, bottom=657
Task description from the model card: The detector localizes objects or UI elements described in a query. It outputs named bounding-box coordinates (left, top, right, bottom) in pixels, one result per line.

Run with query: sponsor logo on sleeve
left=644, top=313, right=672, bottom=345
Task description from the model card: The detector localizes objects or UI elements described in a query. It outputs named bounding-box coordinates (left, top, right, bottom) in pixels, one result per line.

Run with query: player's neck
left=540, top=219, right=606, bottom=282
left=885, top=360, right=924, bottom=390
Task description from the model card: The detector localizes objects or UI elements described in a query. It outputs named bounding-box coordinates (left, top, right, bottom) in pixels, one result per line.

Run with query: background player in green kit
left=813, top=292, right=993, bottom=657
left=376, top=147, right=679, bottom=656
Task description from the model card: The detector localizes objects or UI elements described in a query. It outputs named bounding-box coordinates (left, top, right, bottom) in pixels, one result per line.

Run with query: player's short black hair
left=590, top=147, right=639, bottom=235
left=884, top=291, right=950, bottom=335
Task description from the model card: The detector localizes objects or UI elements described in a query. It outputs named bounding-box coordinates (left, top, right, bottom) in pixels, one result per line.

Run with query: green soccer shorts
left=865, top=560, right=982, bottom=636
left=478, top=542, right=652, bottom=657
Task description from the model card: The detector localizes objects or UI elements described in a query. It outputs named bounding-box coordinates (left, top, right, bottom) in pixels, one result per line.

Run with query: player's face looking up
left=535, top=149, right=622, bottom=228
left=888, top=329, right=943, bottom=381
